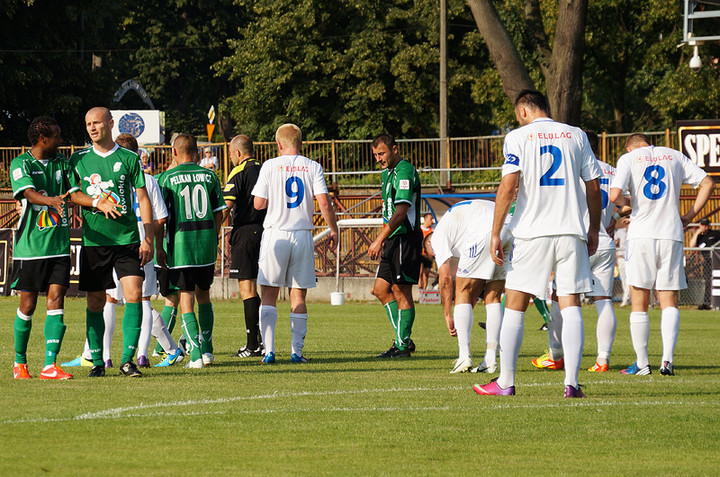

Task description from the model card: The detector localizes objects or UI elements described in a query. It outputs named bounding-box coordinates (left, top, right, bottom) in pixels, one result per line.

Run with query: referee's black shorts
left=79, top=244, right=144, bottom=292
left=229, top=223, right=263, bottom=280
left=376, top=229, right=423, bottom=286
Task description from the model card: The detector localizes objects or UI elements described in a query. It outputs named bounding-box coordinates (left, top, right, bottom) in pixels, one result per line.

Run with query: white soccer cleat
left=471, top=359, right=497, bottom=374
left=184, top=359, right=204, bottom=369
left=201, top=353, right=214, bottom=366
left=450, top=356, right=473, bottom=374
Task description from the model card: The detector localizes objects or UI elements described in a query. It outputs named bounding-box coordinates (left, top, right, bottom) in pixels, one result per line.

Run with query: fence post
left=331, top=140, right=337, bottom=182
left=601, top=131, right=607, bottom=163
left=665, top=128, right=671, bottom=147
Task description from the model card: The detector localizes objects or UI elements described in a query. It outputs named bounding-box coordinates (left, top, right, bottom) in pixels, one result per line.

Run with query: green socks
left=198, top=303, right=214, bottom=354
left=121, top=302, right=143, bottom=364
left=384, top=299, right=399, bottom=334
left=533, top=299, right=551, bottom=324
left=13, top=310, right=32, bottom=364
left=181, top=312, right=202, bottom=361
left=44, top=310, right=66, bottom=367
left=397, top=307, right=415, bottom=350
left=86, top=309, right=105, bottom=366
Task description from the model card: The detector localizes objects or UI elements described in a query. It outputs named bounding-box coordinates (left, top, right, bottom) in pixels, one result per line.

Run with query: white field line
left=2, top=379, right=719, bottom=425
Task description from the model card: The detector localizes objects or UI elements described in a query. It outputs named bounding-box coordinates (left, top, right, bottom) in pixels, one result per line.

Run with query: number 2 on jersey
left=539, top=145, right=565, bottom=186
left=286, top=176, right=305, bottom=209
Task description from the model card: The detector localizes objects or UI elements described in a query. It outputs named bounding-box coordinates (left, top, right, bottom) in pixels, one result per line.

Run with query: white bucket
left=330, top=291, right=345, bottom=306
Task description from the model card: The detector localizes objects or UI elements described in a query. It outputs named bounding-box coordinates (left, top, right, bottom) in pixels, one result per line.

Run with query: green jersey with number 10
left=158, top=162, right=227, bottom=268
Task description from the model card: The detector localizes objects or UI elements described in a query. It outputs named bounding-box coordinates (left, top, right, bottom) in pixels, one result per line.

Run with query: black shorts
left=79, top=244, right=144, bottom=292
left=170, top=265, right=215, bottom=291
left=229, top=223, right=263, bottom=280
left=376, top=229, right=422, bottom=285
left=155, top=266, right=179, bottom=297
left=11, top=256, right=71, bottom=292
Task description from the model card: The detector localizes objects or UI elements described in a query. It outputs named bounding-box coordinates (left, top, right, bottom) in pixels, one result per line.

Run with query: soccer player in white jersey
left=473, top=90, right=602, bottom=398
left=609, top=134, right=713, bottom=376
left=424, top=200, right=511, bottom=374
left=531, top=131, right=628, bottom=373
left=251, top=124, right=338, bottom=364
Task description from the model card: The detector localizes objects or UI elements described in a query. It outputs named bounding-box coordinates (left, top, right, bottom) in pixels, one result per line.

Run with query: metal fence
left=0, top=130, right=677, bottom=191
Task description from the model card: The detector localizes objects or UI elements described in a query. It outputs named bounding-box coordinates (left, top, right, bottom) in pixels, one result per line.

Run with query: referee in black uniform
left=223, top=134, right=267, bottom=357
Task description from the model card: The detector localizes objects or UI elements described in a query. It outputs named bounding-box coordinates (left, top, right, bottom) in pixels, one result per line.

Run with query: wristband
left=92, top=198, right=100, bottom=208
left=613, top=212, right=621, bottom=221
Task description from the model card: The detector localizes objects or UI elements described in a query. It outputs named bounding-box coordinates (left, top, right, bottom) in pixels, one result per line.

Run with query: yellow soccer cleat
left=531, top=351, right=564, bottom=370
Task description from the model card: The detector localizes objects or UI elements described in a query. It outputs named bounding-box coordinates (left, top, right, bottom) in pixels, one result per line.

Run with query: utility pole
left=439, top=0, right=449, bottom=188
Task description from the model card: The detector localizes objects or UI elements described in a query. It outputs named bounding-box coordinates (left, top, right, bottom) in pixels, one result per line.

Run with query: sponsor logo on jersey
left=13, top=168, right=23, bottom=181
left=224, top=183, right=235, bottom=191
left=536, top=132, right=572, bottom=140
left=399, top=179, right=410, bottom=190
left=56, top=170, right=62, bottom=183
left=31, top=170, right=43, bottom=175
left=504, top=154, right=520, bottom=166
left=527, top=133, right=536, bottom=141
left=37, top=209, right=61, bottom=229
left=114, top=162, right=122, bottom=172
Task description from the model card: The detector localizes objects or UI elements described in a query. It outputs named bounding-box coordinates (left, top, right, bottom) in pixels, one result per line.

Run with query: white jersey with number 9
left=252, top=154, right=328, bottom=231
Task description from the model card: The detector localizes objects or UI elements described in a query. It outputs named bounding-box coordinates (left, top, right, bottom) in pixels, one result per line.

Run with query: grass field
left=1, top=297, right=719, bottom=475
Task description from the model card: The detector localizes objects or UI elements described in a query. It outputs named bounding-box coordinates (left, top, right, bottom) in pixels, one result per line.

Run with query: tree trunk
left=467, top=0, right=535, bottom=103
left=468, top=0, right=588, bottom=125
left=546, top=0, right=588, bottom=125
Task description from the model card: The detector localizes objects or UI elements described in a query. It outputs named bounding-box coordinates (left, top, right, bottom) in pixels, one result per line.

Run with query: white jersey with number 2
left=502, top=118, right=601, bottom=240
left=611, top=146, right=707, bottom=242
left=252, top=154, right=328, bottom=231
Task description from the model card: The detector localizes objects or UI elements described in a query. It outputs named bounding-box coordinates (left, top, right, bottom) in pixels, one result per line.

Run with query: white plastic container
left=330, top=291, right=345, bottom=306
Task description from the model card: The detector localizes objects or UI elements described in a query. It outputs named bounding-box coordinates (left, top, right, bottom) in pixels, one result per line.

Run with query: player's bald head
left=230, top=134, right=254, bottom=156
left=625, top=133, right=650, bottom=152
left=85, top=107, right=112, bottom=122
left=276, top=124, right=302, bottom=149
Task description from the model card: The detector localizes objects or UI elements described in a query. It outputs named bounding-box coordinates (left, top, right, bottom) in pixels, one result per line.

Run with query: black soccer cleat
left=88, top=365, right=106, bottom=378
left=232, top=345, right=264, bottom=358
left=119, top=360, right=143, bottom=377
left=407, top=339, right=416, bottom=353
left=376, top=343, right=412, bottom=358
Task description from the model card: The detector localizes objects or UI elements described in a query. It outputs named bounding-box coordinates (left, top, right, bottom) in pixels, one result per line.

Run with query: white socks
left=102, top=301, right=116, bottom=362
left=594, top=299, right=616, bottom=363
left=137, top=300, right=153, bottom=358
left=497, top=309, right=525, bottom=389
left=661, top=307, right=680, bottom=364
left=259, top=305, right=278, bottom=354
left=454, top=303, right=473, bottom=359
left=629, top=312, right=650, bottom=368
left=290, top=313, right=308, bottom=356
left=484, top=302, right=502, bottom=365
left=548, top=300, right=563, bottom=360
left=151, top=308, right=177, bottom=353
left=560, top=306, right=584, bottom=388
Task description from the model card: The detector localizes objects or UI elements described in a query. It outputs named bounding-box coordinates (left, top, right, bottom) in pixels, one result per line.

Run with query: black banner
left=677, top=119, right=720, bottom=176
left=0, top=229, right=11, bottom=296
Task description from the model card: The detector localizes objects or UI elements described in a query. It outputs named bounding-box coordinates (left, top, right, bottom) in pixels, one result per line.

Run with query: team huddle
left=9, top=91, right=714, bottom=398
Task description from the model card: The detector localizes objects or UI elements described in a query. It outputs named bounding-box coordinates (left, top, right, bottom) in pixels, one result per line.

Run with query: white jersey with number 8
left=611, top=146, right=707, bottom=242
left=502, top=118, right=601, bottom=240
left=252, top=154, right=328, bottom=231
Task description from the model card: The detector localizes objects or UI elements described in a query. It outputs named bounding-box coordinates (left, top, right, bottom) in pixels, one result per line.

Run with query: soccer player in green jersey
left=9, top=116, right=118, bottom=380
left=69, top=107, right=155, bottom=378
left=368, top=134, right=423, bottom=358
left=156, top=134, right=227, bottom=368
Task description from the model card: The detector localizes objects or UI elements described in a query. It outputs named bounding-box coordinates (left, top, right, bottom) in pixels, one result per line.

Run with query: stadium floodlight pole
left=439, top=0, right=449, bottom=188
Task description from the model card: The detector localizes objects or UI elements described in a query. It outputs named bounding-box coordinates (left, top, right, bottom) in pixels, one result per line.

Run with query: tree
left=466, top=0, right=588, bottom=125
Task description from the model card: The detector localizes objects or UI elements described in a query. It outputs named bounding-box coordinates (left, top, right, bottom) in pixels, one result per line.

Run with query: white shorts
left=505, top=235, right=592, bottom=300
left=455, top=231, right=508, bottom=282
left=107, top=261, right=158, bottom=301
left=626, top=238, right=686, bottom=290
left=257, top=228, right=316, bottom=289
left=588, top=248, right=615, bottom=297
